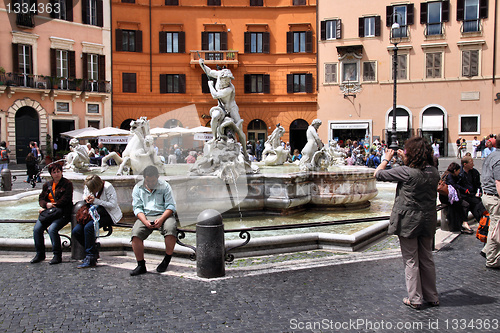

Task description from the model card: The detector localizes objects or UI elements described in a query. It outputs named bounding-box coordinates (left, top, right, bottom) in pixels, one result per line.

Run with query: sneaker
left=130, top=265, right=147, bottom=276
left=77, top=256, right=96, bottom=269
left=49, top=255, right=62, bottom=265
left=30, top=253, right=45, bottom=264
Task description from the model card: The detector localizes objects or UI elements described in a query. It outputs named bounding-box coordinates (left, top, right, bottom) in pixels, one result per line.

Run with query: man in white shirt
left=472, top=136, right=480, bottom=158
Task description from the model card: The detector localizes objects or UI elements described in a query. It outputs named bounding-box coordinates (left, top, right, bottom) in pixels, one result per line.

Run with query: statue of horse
left=101, top=117, right=166, bottom=175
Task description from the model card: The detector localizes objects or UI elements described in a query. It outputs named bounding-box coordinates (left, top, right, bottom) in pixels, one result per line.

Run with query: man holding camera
left=130, top=165, right=177, bottom=276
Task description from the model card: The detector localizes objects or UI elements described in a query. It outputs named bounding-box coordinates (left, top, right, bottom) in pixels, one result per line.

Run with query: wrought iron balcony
left=2, top=73, right=111, bottom=93
left=190, top=50, right=239, bottom=67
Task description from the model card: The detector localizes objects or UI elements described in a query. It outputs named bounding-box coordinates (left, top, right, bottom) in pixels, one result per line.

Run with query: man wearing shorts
left=130, top=165, right=176, bottom=276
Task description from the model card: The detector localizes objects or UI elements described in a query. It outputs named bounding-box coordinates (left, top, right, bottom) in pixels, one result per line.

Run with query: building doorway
left=247, top=119, right=268, bottom=148
left=52, top=119, right=75, bottom=154
left=15, top=106, right=40, bottom=164
left=289, top=119, right=308, bottom=153
left=420, top=107, right=447, bottom=156
left=386, top=108, right=412, bottom=147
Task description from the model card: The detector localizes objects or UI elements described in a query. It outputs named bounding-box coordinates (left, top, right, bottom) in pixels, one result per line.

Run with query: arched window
left=247, top=119, right=267, bottom=145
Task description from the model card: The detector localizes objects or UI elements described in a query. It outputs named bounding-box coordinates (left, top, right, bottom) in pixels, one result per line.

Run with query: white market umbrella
left=60, top=127, right=98, bottom=139
left=74, top=127, right=130, bottom=139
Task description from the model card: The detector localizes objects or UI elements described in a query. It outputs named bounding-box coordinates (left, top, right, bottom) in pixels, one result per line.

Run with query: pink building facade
left=318, top=0, right=499, bottom=156
left=0, top=0, right=111, bottom=163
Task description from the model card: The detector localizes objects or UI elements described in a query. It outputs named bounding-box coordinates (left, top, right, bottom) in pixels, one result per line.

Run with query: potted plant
left=73, top=78, right=84, bottom=91
left=45, top=134, right=53, bottom=164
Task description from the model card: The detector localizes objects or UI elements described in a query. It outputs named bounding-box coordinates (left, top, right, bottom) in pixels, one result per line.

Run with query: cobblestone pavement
left=0, top=233, right=499, bottom=333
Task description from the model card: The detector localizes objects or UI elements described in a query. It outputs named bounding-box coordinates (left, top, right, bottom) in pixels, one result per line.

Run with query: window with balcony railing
left=421, top=1, right=449, bottom=36
left=386, top=4, right=414, bottom=38
left=457, top=0, right=488, bottom=33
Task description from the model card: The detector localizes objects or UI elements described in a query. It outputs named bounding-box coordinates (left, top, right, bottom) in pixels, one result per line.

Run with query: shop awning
left=422, top=115, right=444, bottom=131
left=386, top=116, right=409, bottom=132
left=331, top=122, right=369, bottom=130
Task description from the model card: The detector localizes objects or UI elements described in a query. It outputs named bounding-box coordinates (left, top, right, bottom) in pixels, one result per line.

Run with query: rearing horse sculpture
left=101, top=117, right=165, bottom=175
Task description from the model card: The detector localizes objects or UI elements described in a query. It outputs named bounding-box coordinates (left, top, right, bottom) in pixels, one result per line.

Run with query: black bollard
left=196, top=209, right=225, bottom=278
left=71, top=201, right=87, bottom=260
left=1, top=168, right=12, bottom=191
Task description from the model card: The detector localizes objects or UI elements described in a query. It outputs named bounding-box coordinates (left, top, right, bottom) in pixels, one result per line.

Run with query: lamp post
left=389, top=20, right=401, bottom=150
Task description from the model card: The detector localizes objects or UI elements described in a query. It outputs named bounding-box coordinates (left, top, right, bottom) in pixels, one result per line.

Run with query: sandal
left=461, top=228, right=473, bottom=234
left=403, top=297, right=421, bottom=310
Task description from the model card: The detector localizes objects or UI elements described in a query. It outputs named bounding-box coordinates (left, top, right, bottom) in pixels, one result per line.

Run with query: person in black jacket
left=441, top=162, right=468, bottom=232
left=457, top=156, right=487, bottom=226
left=31, top=163, right=74, bottom=265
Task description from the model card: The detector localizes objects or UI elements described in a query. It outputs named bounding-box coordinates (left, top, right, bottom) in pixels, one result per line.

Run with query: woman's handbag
left=437, top=172, right=449, bottom=196
left=437, top=179, right=449, bottom=196
left=38, top=207, right=63, bottom=224
left=76, top=204, right=93, bottom=225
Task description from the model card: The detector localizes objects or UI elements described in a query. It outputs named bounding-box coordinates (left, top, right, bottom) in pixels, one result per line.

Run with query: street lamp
left=389, top=19, right=401, bottom=150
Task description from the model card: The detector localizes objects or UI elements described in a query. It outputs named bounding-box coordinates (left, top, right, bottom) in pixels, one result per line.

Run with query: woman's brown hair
left=404, top=136, right=433, bottom=170
left=84, top=174, right=104, bottom=194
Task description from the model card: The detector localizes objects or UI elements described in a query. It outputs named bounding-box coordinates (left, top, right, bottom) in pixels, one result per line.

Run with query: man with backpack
left=0, top=141, right=9, bottom=170
left=366, top=149, right=380, bottom=168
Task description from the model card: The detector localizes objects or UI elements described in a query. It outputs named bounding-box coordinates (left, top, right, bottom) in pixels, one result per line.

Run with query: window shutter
left=221, top=31, right=228, bottom=50
left=136, top=30, right=143, bottom=52
left=69, top=51, right=76, bottom=78
left=115, top=29, right=123, bottom=51
left=50, top=48, right=57, bottom=77
left=82, top=0, right=89, bottom=24
left=398, top=55, right=407, bottom=80
left=244, top=74, right=250, bottom=93
left=179, top=74, right=186, bottom=93
left=263, top=74, right=270, bottom=93
left=462, top=51, right=470, bottom=76
left=201, top=74, right=209, bottom=93
left=286, top=74, right=293, bottom=93
left=420, top=3, right=428, bottom=24
left=159, top=31, right=166, bottom=53
left=336, top=20, right=342, bottom=39
left=479, top=0, right=488, bottom=19
left=286, top=31, right=293, bottom=53
left=66, top=0, right=73, bottom=21
left=29, top=46, right=33, bottom=75
left=457, top=0, right=465, bottom=21
left=358, top=17, right=364, bottom=38
left=82, top=53, right=88, bottom=79
left=320, top=21, right=326, bottom=40
left=98, top=55, right=105, bottom=80
left=435, top=53, right=441, bottom=77
left=407, top=4, right=414, bottom=25
left=375, top=16, right=381, bottom=36
left=96, top=0, right=103, bottom=27
left=470, top=50, right=479, bottom=76
left=386, top=6, right=393, bottom=27
left=244, top=32, right=250, bottom=53
left=442, top=0, right=450, bottom=22
left=201, top=32, right=208, bottom=50
left=305, top=31, right=313, bottom=53
left=12, top=44, right=19, bottom=73
left=426, top=53, right=433, bottom=78
left=50, top=0, right=57, bottom=18
left=131, top=73, right=137, bottom=93
left=178, top=31, right=185, bottom=53
left=305, top=73, right=313, bottom=93
left=263, top=32, right=270, bottom=53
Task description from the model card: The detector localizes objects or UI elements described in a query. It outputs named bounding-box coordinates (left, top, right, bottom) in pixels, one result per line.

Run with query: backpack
left=366, top=155, right=375, bottom=168
left=476, top=212, right=490, bottom=243
left=0, top=149, right=8, bottom=162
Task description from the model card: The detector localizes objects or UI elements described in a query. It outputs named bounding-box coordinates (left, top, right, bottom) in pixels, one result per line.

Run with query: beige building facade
left=318, top=0, right=499, bottom=156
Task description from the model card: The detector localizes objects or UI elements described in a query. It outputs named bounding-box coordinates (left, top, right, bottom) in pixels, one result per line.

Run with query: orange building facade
left=112, top=0, right=317, bottom=152
left=0, top=0, right=112, bottom=163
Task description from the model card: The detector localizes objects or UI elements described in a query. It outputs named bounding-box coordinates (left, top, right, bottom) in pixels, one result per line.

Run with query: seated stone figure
left=65, top=138, right=90, bottom=171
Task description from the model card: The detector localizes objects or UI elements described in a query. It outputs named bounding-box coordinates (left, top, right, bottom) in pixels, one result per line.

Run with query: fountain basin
left=57, top=164, right=377, bottom=226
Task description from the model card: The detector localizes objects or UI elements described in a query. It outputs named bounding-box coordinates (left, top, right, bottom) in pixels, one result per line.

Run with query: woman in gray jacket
left=72, top=174, right=123, bottom=269
left=375, top=137, right=440, bottom=310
